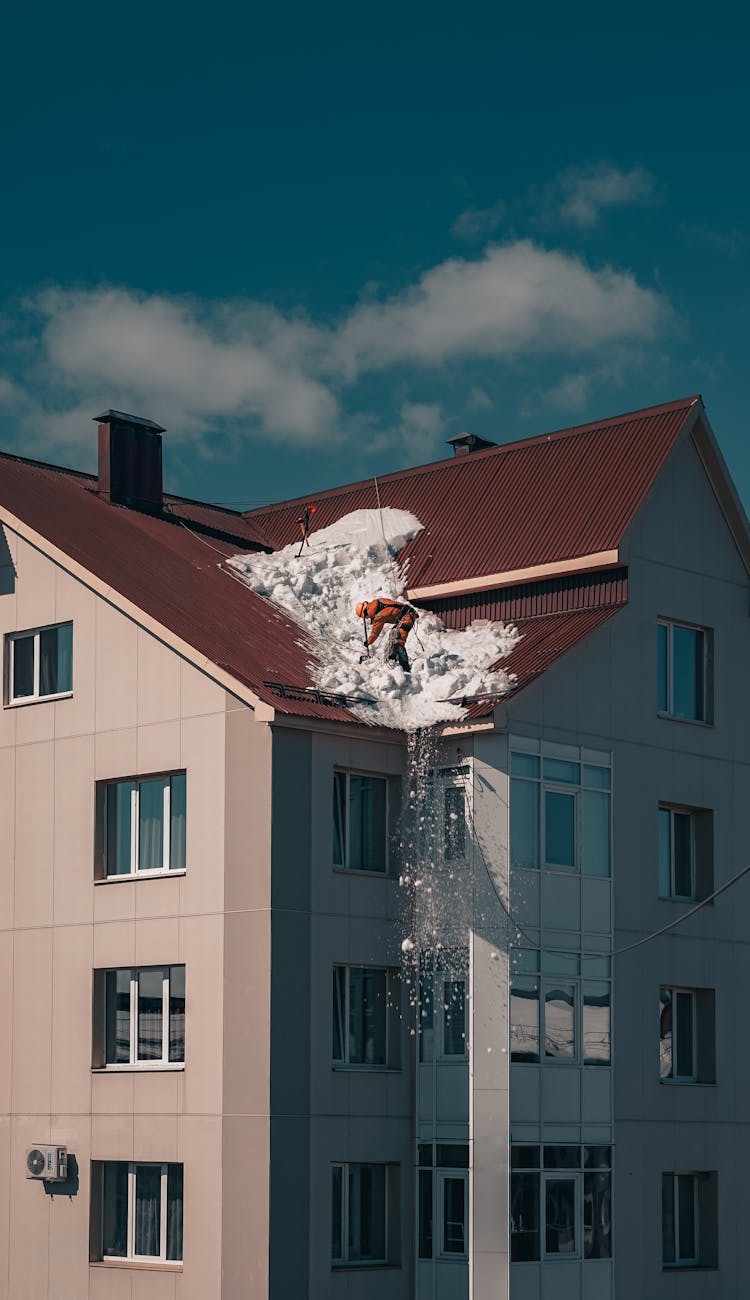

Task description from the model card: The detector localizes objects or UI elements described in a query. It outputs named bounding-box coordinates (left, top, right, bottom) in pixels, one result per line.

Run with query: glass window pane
left=332, top=968, right=346, bottom=1062
left=418, top=1144, right=433, bottom=1167
left=418, top=1169, right=433, bottom=1258
left=513, top=949, right=540, bottom=974
left=675, top=991, right=694, bottom=1078
left=333, top=772, right=347, bottom=867
left=545, top=791, right=576, bottom=868
left=583, top=982, right=610, bottom=1065
left=442, top=1176, right=466, bottom=1254
left=169, top=966, right=185, bottom=1063
left=511, top=752, right=540, bottom=778
left=138, top=779, right=166, bottom=871
left=55, top=623, right=73, bottom=693
left=106, top=782, right=133, bottom=877
left=673, top=812, right=693, bottom=897
left=544, top=984, right=575, bottom=1059
left=583, top=764, right=610, bottom=789
left=137, top=969, right=164, bottom=1061
left=166, top=1164, right=183, bottom=1261
left=677, top=1174, right=696, bottom=1260
left=443, top=979, right=466, bottom=1055
left=672, top=625, right=703, bottom=720
left=444, top=786, right=466, bottom=860
left=331, top=1167, right=343, bottom=1260
left=657, top=622, right=668, bottom=712
left=11, top=635, right=34, bottom=699
left=583, top=1146, right=611, bottom=1169
left=348, top=1164, right=386, bottom=1262
left=419, top=973, right=434, bottom=1062
left=543, top=1146, right=579, bottom=1170
left=39, top=627, right=58, bottom=695
left=101, top=1161, right=129, bottom=1257
left=511, top=1172, right=540, bottom=1261
left=545, top=1177, right=576, bottom=1254
left=584, top=1171, right=611, bottom=1259
left=658, top=807, right=672, bottom=897
left=348, top=968, right=387, bottom=1065
left=169, top=774, right=186, bottom=870
left=436, top=1145, right=469, bottom=1169
left=543, top=758, right=580, bottom=784
left=511, top=1146, right=540, bottom=1169
left=105, top=969, right=131, bottom=1064
left=349, top=776, right=387, bottom=873
left=659, top=988, right=673, bottom=1079
left=661, top=1173, right=675, bottom=1263
left=541, top=952, right=579, bottom=976
left=581, top=791, right=610, bottom=877
left=510, top=977, right=539, bottom=1063
left=510, top=778, right=539, bottom=869
left=134, top=1165, right=161, bottom=1257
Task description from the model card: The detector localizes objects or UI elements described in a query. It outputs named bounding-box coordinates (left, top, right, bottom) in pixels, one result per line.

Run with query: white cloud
left=334, top=241, right=667, bottom=375
left=557, top=164, right=655, bottom=228
left=2, top=238, right=669, bottom=456
left=451, top=201, right=506, bottom=241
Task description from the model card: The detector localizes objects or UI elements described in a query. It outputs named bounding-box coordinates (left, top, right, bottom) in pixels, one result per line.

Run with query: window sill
left=657, top=712, right=713, bottom=729
left=333, top=866, right=394, bottom=879
left=94, top=870, right=186, bottom=885
left=332, top=1263, right=400, bottom=1272
left=662, top=1264, right=717, bottom=1272
left=92, top=1064, right=185, bottom=1074
left=5, top=691, right=73, bottom=709
left=91, top=1260, right=183, bottom=1272
left=332, top=1064, right=401, bottom=1073
left=659, top=1078, right=716, bottom=1087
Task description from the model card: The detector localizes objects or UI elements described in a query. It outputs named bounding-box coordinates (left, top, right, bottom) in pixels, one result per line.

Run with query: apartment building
left=0, top=396, right=748, bottom=1299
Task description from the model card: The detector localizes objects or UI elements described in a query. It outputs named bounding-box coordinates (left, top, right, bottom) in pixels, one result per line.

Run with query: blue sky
left=1, top=1, right=748, bottom=511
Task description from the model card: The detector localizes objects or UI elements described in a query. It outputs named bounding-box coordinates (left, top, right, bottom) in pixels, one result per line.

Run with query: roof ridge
left=246, top=394, right=701, bottom=517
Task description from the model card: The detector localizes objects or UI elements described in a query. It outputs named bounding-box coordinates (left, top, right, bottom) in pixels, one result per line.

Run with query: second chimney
left=96, top=410, right=165, bottom=515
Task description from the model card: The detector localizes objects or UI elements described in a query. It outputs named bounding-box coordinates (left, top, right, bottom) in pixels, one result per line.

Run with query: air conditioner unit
left=25, top=1146, right=67, bottom=1181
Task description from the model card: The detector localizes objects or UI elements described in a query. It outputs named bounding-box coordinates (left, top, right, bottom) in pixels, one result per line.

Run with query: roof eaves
left=0, top=504, right=276, bottom=721
left=690, top=411, right=750, bottom=577
left=408, top=549, right=620, bottom=601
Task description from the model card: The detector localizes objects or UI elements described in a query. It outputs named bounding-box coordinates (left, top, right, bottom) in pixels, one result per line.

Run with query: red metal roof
left=0, top=396, right=697, bottom=726
left=247, top=396, right=700, bottom=589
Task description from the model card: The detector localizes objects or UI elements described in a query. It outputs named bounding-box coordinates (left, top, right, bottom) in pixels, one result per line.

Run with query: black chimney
left=446, top=431, right=498, bottom=457
left=95, top=410, right=165, bottom=514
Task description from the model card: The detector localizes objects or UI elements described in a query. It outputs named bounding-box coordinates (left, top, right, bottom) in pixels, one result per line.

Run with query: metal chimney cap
left=93, top=409, right=166, bottom=433
left=446, top=431, right=497, bottom=455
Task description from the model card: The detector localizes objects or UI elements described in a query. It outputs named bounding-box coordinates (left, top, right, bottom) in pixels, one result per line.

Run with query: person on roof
left=355, top=598, right=418, bottom=672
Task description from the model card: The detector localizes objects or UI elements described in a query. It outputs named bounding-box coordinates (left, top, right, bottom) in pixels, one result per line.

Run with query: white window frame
left=332, top=964, right=392, bottom=1068
left=542, top=1170, right=581, bottom=1260
left=102, top=773, right=186, bottom=879
left=99, top=1161, right=182, bottom=1264
left=419, top=968, right=469, bottom=1061
left=663, top=1172, right=700, bottom=1267
left=437, top=1169, right=469, bottom=1259
left=658, top=805, right=696, bottom=900
left=658, top=619, right=709, bottom=723
left=659, top=986, right=697, bottom=1083
left=102, top=965, right=184, bottom=1070
left=510, top=955, right=612, bottom=1068
left=509, top=748, right=612, bottom=877
left=331, top=1162, right=389, bottom=1267
left=6, top=621, right=73, bottom=705
left=333, top=769, right=390, bottom=875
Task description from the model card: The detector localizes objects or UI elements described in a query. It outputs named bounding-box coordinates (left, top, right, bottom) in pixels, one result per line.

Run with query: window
left=333, top=771, right=389, bottom=873
left=510, top=1146, right=611, bottom=1263
left=417, top=1144, right=469, bottom=1259
left=331, top=1163, right=395, bottom=1266
left=510, top=750, right=611, bottom=875
left=92, top=1160, right=183, bottom=1263
left=510, top=951, right=611, bottom=1066
left=658, top=804, right=713, bottom=901
left=659, top=987, right=715, bottom=1084
left=6, top=622, right=72, bottom=703
left=662, top=1172, right=718, bottom=1268
left=333, top=966, right=399, bottom=1068
left=95, top=966, right=185, bottom=1068
left=444, top=785, right=466, bottom=860
left=97, top=773, right=186, bottom=878
left=419, top=963, right=468, bottom=1060
left=658, top=620, right=711, bottom=722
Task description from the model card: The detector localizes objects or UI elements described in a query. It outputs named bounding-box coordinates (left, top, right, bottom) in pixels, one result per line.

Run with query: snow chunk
left=229, top=507, right=518, bottom=729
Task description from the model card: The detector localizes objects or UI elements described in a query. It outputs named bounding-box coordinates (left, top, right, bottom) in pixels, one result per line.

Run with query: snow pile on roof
left=229, top=508, right=518, bottom=729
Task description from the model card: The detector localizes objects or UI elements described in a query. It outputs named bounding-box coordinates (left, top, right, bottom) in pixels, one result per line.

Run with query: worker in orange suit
left=355, top=598, right=417, bottom=672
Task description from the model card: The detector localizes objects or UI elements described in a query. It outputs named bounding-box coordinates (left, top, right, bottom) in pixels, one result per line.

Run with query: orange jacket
left=358, top=599, right=416, bottom=647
